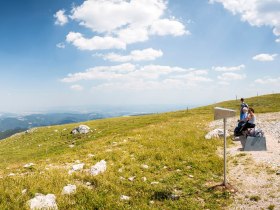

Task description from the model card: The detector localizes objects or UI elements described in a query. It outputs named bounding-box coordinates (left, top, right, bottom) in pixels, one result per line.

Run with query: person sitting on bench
left=241, top=107, right=256, bottom=134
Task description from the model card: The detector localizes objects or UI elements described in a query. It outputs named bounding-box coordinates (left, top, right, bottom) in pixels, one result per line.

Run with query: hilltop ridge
left=0, top=93, right=279, bottom=209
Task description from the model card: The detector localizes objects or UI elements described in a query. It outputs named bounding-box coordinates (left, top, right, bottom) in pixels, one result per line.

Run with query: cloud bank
left=210, top=0, right=280, bottom=42
left=65, top=0, right=188, bottom=50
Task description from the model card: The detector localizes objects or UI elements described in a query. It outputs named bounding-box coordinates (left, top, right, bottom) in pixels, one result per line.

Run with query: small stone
left=72, top=163, right=84, bottom=171
left=90, top=160, right=107, bottom=176
left=24, top=163, right=35, bottom=168
left=8, top=173, right=16, bottom=177
left=276, top=170, right=280, bottom=175
left=163, top=166, right=168, bottom=169
left=28, top=194, right=57, bottom=210
left=149, top=200, right=155, bottom=204
left=142, top=177, right=147, bottom=182
left=128, top=176, right=136, bottom=181
left=22, top=189, right=27, bottom=194
left=86, top=182, right=91, bottom=186
left=151, top=182, right=159, bottom=185
left=189, top=175, right=194, bottom=178
left=120, top=195, right=130, bottom=201
left=88, top=154, right=95, bottom=158
left=69, top=145, right=75, bottom=148
left=141, top=164, right=149, bottom=169
left=62, top=184, right=76, bottom=195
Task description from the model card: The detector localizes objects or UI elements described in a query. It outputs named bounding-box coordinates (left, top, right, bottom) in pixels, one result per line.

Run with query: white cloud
left=218, top=72, right=246, bottom=81
left=102, top=48, right=163, bottom=62
left=66, top=32, right=126, bottom=50
left=56, top=42, right=65, bottom=49
left=54, top=10, right=68, bottom=26
left=150, top=18, right=188, bottom=36
left=218, top=81, right=230, bottom=85
left=66, top=0, right=188, bottom=50
left=255, top=77, right=280, bottom=85
left=212, top=64, right=245, bottom=71
left=70, top=84, right=84, bottom=91
left=252, top=53, right=278, bottom=61
left=210, top=0, right=280, bottom=40
left=61, top=63, right=136, bottom=83
left=61, top=64, right=212, bottom=90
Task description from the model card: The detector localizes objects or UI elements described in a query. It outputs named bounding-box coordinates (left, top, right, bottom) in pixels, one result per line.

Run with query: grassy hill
left=0, top=94, right=279, bottom=209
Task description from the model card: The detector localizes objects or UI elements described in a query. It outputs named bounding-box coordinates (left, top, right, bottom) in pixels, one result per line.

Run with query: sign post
left=214, top=107, right=236, bottom=186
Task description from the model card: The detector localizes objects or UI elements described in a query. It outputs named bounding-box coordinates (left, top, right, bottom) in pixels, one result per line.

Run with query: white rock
left=28, top=193, right=58, bottom=210
left=142, top=177, right=147, bottom=182
left=205, top=129, right=229, bottom=140
left=69, top=145, right=75, bottom=148
left=71, top=125, right=90, bottom=134
left=22, top=189, right=27, bottom=194
left=24, top=163, right=35, bottom=168
left=151, top=182, right=159, bottom=185
left=72, top=163, right=84, bottom=171
left=120, top=195, right=130, bottom=200
left=90, top=160, right=107, bottom=176
left=88, top=154, right=95, bottom=158
left=62, top=184, right=77, bottom=195
left=8, top=173, right=15, bottom=177
left=141, top=164, right=149, bottom=169
left=128, top=176, right=136, bottom=181
left=86, top=182, right=91, bottom=186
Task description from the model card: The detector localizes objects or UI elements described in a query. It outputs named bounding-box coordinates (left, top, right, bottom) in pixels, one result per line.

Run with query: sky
left=0, top=0, right=279, bottom=113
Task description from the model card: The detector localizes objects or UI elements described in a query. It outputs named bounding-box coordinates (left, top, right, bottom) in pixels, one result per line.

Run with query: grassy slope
left=0, top=94, right=279, bottom=209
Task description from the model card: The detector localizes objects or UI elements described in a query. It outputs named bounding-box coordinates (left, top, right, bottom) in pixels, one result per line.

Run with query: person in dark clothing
left=240, top=98, right=248, bottom=120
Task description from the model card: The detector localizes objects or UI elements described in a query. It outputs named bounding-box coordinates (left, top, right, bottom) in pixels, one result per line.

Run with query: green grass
left=0, top=93, right=279, bottom=209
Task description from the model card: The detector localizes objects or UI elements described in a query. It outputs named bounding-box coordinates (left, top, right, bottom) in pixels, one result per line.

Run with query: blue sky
left=0, top=0, right=279, bottom=113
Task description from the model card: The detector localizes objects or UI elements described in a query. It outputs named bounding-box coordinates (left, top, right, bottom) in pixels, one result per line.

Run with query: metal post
left=223, top=118, right=227, bottom=186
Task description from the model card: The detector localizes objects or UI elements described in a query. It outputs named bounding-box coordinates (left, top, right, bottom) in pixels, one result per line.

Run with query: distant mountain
left=0, top=104, right=193, bottom=140
left=0, top=112, right=114, bottom=140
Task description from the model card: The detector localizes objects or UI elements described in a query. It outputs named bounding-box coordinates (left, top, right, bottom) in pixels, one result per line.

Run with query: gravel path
left=209, top=112, right=280, bottom=210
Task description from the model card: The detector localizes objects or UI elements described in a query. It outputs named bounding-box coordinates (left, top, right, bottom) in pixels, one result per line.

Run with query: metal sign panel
left=214, top=107, right=236, bottom=120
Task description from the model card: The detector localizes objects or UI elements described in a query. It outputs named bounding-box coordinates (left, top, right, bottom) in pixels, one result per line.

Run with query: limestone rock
left=62, top=184, right=76, bottom=195
left=72, top=163, right=84, bottom=171
left=24, top=163, right=35, bottom=168
left=120, top=195, right=130, bottom=200
left=90, top=160, right=107, bottom=176
left=28, top=193, right=58, bottom=210
left=71, top=125, right=90, bottom=134
left=205, top=129, right=229, bottom=140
